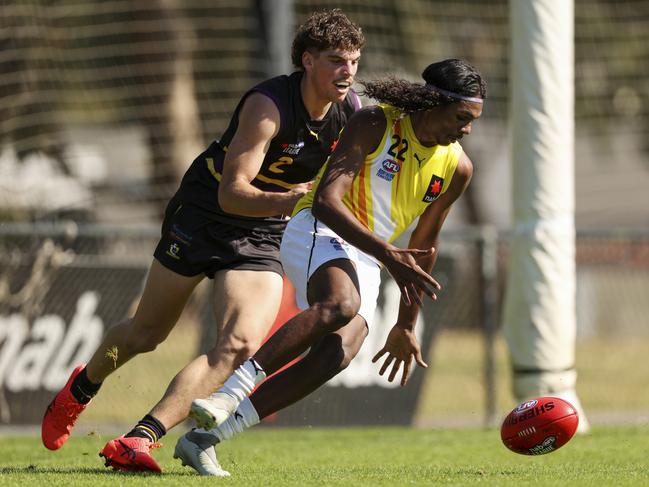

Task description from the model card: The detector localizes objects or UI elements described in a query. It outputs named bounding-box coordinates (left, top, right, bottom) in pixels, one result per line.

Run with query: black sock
left=125, top=414, right=167, bottom=443
left=70, top=367, right=102, bottom=404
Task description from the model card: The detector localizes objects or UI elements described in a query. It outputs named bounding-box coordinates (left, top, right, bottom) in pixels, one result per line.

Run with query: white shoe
left=553, top=389, right=591, bottom=434
left=190, top=393, right=239, bottom=430
left=173, top=430, right=230, bottom=477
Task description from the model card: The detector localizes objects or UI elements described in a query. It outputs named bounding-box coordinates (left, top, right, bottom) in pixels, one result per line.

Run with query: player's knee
left=212, top=333, right=261, bottom=365
left=314, top=297, right=360, bottom=332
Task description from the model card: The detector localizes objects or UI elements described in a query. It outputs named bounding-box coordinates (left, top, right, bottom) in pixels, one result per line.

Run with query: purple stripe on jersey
left=349, top=88, right=362, bottom=111
left=213, top=149, right=225, bottom=173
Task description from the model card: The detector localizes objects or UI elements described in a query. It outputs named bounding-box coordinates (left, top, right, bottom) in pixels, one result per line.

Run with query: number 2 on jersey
left=269, top=156, right=294, bottom=174
left=387, top=135, right=408, bottom=162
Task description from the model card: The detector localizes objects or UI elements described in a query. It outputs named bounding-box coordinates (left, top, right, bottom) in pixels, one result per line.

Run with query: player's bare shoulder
left=337, top=105, right=387, bottom=154
left=238, top=91, right=281, bottom=125
left=228, top=92, right=281, bottom=151
left=348, top=105, right=388, bottom=131
left=455, top=149, right=474, bottom=186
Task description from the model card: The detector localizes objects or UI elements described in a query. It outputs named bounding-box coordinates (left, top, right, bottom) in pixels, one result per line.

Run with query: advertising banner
left=0, top=262, right=146, bottom=424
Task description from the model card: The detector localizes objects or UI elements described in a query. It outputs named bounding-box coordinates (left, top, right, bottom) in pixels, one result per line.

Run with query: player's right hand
left=381, top=247, right=441, bottom=306
left=372, top=325, right=428, bottom=386
left=281, top=182, right=313, bottom=215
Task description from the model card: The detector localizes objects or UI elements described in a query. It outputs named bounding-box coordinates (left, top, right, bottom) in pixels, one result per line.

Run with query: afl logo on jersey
left=377, top=159, right=401, bottom=181
left=423, top=175, right=444, bottom=202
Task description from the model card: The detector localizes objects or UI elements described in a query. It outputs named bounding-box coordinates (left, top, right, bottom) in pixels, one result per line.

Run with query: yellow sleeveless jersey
left=293, top=105, right=462, bottom=243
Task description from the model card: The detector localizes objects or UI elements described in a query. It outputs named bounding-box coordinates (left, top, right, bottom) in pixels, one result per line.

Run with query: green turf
left=1, top=426, right=648, bottom=486
left=73, top=330, right=649, bottom=428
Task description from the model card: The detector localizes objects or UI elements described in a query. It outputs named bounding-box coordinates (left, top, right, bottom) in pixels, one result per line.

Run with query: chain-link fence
left=1, top=0, right=647, bottom=227
left=1, top=223, right=647, bottom=427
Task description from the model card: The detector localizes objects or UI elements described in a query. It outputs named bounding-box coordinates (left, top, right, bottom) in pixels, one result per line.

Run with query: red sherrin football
left=501, top=396, right=579, bottom=455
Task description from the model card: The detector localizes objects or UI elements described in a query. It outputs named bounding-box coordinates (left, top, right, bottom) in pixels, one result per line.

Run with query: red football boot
left=41, top=364, right=90, bottom=450
left=99, top=436, right=162, bottom=473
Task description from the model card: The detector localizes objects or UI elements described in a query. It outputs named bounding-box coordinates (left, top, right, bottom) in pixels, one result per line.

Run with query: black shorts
left=153, top=196, right=285, bottom=278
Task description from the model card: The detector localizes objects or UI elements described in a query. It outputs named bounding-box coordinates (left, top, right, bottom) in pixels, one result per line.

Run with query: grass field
left=74, top=328, right=649, bottom=430
left=4, top=329, right=645, bottom=486
left=1, top=427, right=648, bottom=486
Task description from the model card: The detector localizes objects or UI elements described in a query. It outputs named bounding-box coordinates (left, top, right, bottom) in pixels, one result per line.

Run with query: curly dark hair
left=291, top=9, right=365, bottom=70
left=360, top=59, right=487, bottom=112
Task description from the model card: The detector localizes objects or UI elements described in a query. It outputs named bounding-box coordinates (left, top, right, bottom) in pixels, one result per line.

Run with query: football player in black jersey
left=41, top=9, right=364, bottom=473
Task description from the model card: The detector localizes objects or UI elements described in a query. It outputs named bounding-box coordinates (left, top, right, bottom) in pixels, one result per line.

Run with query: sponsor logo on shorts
left=376, top=159, right=401, bottom=181
left=166, top=242, right=181, bottom=259
left=170, top=224, right=192, bottom=245
left=528, top=436, right=557, bottom=455
left=329, top=237, right=348, bottom=252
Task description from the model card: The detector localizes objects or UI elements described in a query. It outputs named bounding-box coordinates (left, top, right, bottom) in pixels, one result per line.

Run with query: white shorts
left=280, top=208, right=381, bottom=326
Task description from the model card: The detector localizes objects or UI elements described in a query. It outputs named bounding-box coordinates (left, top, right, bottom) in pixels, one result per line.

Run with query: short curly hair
left=291, top=9, right=365, bottom=70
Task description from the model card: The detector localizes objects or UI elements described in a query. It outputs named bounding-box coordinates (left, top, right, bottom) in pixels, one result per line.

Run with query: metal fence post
left=479, top=225, right=499, bottom=427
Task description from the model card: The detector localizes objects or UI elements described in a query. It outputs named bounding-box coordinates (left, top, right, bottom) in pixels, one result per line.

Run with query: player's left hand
left=372, top=325, right=428, bottom=386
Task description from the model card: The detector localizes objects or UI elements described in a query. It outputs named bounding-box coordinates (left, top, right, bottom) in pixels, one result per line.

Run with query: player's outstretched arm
left=313, top=107, right=439, bottom=302
left=373, top=151, right=474, bottom=386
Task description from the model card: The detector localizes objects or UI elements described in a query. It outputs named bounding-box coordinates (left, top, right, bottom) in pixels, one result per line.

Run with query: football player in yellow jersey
left=176, top=59, right=486, bottom=475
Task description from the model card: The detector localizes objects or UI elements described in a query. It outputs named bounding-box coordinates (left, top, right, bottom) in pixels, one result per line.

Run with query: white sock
left=206, top=397, right=261, bottom=443
left=213, top=358, right=266, bottom=402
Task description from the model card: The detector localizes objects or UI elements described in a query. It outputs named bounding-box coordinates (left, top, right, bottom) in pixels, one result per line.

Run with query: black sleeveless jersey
left=176, top=71, right=361, bottom=226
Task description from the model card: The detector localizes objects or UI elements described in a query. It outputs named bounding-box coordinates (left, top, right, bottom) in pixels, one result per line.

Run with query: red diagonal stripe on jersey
left=356, top=157, right=369, bottom=227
